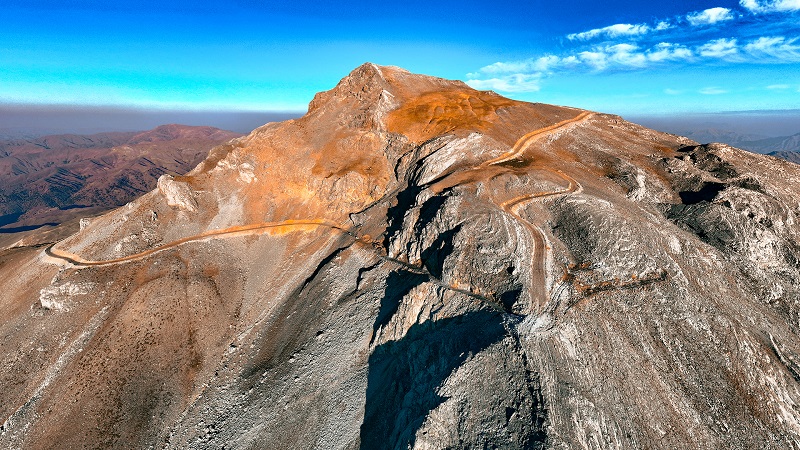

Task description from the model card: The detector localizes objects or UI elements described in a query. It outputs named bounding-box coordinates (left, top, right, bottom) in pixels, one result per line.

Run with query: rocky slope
left=0, top=124, right=241, bottom=233
left=2, top=64, right=800, bottom=449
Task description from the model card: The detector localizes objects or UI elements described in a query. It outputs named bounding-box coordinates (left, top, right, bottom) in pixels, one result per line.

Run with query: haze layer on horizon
left=2, top=0, right=798, bottom=119
left=0, top=104, right=300, bottom=138
left=628, top=109, right=800, bottom=138
left=3, top=103, right=799, bottom=143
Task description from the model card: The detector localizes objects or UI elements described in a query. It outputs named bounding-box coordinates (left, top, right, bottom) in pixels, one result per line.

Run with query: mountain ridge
left=0, top=124, right=241, bottom=234
left=664, top=127, right=800, bottom=156
left=2, top=64, right=800, bottom=449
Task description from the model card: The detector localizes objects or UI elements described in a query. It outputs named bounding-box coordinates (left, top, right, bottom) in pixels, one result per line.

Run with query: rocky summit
left=2, top=64, right=800, bottom=449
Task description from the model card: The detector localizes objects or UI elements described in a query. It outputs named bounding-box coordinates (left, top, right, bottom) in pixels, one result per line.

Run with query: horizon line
left=0, top=102, right=308, bottom=114
left=5, top=102, right=800, bottom=117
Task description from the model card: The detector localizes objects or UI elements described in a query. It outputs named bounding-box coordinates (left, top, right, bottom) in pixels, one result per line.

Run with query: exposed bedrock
left=2, top=65, right=800, bottom=449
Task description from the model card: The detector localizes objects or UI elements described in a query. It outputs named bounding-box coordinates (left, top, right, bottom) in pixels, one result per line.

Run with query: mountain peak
left=6, top=64, right=800, bottom=449
left=128, top=124, right=239, bottom=144
left=306, top=63, right=473, bottom=119
left=306, top=63, right=395, bottom=116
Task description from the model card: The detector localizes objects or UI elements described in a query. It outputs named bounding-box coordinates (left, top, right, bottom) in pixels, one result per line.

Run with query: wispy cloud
left=476, top=55, right=566, bottom=75
left=740, top=0, right=800, bottom=13
left=466, top=35, right=800, bottom=92
left=686, top=7, right=736, bottom=26
left=744, top=36, right=800, bottom=60
left=700, top=87, right=729, bottom=94
left=567, top=22, right=670, bottom=41
left=647, top=43, right=694, bottom=62
left=467, top=42, right=693, bottom=79
left=697, top=38, right=740, bottom=59
left=466, top=74, right=544, bottom=93
left=467, top=2, right=800, bottom=93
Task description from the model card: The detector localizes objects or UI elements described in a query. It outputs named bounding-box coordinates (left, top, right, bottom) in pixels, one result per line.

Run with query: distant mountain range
left=0, top=124, right=240, bottom=233
left=4, top=63, right=800, bottom=449
left=767, top=150, right=800, bottom=164
left=679, top=128, right=768, bottom=148
left=743, top=133, right=800, bottom=153
left=679, top=128, right=800, bottom=161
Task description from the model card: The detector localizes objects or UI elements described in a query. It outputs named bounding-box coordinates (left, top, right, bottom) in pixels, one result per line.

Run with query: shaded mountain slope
left=2, top=64, right=800, bottom=449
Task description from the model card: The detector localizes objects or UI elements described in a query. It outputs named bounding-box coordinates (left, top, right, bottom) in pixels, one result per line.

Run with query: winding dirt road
left=433, top=111, right=590, bottom=313
left=46, top=219, right=351, bottom=266
left=45, top=215, right=512, bottom=313
left=425, top=110, right=591, bottom=312
left=428, top=111, right=593, bottom=194
left=483, top=111, right=592, bottom=167
left=484, top=112, right=590, bottom=313
left=45, top=110, right=591, bottom=314
left=500, top=169, right=581, bottom=313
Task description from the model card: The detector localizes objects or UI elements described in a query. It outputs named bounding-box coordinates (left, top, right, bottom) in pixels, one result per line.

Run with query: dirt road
left=499, top=169, right=581, bottom=313
left=46, top=219, right=350, bottom=266
left=45, top=111, right=591, bottom=315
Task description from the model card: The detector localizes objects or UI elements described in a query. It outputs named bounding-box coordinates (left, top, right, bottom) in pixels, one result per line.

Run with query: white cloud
left=606, top=44, right=648, bottom=67
left=471, top=61, right=530, bottom=75
left=466, top=35, right=799, bottom=92
left=740, top=0, right=800, bottom=13
left=577, top=50, right=608, bottom=70
left=698, top=38, right=739, bottom=58
left=647, top=43, right=694, bottom=62
left=744, top=36, right=800, bottom=60
left=767, top=84, right=792, bottom=89
left=687, top=7, right=736, bottom=25
left=470, top=55, right=572, bottom=77
left=466, top=74, right=543, bottom=93
left=567, top=23, right=654, bottom=41
left=699, top=87, right=729, bottom=94
left=655, top=21, right=673, bottom=31
left=472, top=42, right=692, bottom=81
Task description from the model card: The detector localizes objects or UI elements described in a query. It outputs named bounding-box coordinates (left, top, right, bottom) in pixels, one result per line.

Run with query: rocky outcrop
left=2, top=64, right=800, bottom=449
left=157, top=175, right=198, bottom=212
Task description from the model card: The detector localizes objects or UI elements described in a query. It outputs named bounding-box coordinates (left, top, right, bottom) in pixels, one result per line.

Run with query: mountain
left=0, top=124, right=241, bottom=233
left=768, top=150, right=800, bottom=164
left=669, top=128, right=800, bottom=159
left=679, top=127, right=767, bottom=149
left=3, top=64, right=800, bottom=449
left=747, top=133, right=800, bottom=153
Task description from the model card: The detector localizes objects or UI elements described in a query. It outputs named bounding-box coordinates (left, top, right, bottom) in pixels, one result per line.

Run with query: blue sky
left=1, top=0, right=798, bottom=116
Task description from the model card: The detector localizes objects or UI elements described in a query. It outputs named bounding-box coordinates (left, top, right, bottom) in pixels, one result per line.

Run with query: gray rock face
left=2, top=65, right=800, bottom=449
left=157, top=174, right=198, bottom=212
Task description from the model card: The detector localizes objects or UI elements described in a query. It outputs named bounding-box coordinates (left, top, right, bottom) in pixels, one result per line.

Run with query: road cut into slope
left=430, top=111, right=590, bottom=314
left=45, top=111, right=591, bottom=316
left=483, top=111, right=593, bottom=167
left=45, top=219, right=350, bottom=267
left=498, top=169, right=581, bottom=314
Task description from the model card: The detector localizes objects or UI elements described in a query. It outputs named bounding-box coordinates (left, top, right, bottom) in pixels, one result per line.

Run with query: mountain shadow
left=360, top=310, right=507, bottom=449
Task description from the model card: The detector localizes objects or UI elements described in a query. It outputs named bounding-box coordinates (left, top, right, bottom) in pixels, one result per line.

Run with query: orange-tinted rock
left=2, top=64, right=800, bottom=449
